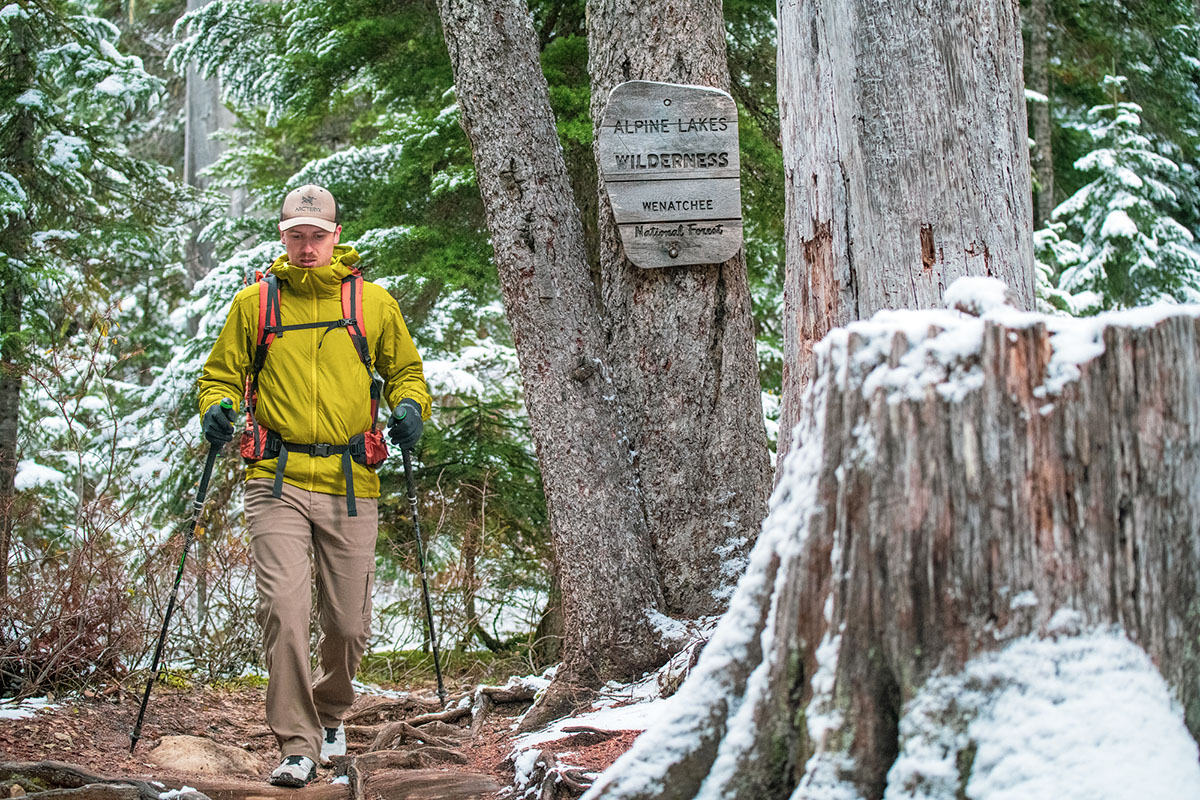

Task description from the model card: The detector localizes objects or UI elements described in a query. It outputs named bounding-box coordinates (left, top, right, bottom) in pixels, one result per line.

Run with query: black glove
left=388, top=398, right=424, bottom=451
left=202, top=400, right=236, bottom=446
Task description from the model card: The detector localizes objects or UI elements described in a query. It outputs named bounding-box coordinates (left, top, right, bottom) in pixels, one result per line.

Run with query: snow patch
left=0, top=696, right=54, bottom=720
left=943, top=276, right=1013, bottom=316
left=1100, top=208, right=1138, bottom=239
left=885, top=626, right=1200, bottom=799
left=15, top=460, right=67, bottom=490
left=817, top=278, right=1200, bottom=403
left=645, top=609, right=690, bottom=645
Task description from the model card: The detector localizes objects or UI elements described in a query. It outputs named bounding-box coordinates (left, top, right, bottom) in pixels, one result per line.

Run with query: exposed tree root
left=516, top=680, right=593, bottom=733
left=366, top=721, right=459, bottom=752
left=403, top=706, right=471, bottom=727
left=342, top=695, right=448, bottom=725
left=519, top=749, right=594, bottom=800
left=0, top=763, right=159, bottom=800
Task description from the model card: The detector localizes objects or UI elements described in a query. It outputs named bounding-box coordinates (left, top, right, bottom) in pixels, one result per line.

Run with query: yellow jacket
left=198, top=246, right=431, bottom=497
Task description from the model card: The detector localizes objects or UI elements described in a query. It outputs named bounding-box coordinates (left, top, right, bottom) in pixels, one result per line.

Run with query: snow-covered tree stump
left=586, top=281, right=1200, bottom=799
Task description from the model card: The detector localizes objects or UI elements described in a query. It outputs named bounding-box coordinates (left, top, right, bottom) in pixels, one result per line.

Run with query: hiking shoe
left=320, top=723, right=346, bottom=764
left=269, top=755, right=316, bottom=788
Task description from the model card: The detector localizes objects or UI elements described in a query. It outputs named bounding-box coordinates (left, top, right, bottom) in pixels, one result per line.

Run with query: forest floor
left=0, top=681, right=642, bottom=800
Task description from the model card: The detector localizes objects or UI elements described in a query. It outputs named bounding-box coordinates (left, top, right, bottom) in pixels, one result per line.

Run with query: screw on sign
left=598, top=80, right=743, bottom=268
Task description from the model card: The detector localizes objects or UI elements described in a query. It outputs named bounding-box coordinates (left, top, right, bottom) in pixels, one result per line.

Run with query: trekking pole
left=402, top=447, right=447, bottom=705
left=129, top=398, right=232, bottom=753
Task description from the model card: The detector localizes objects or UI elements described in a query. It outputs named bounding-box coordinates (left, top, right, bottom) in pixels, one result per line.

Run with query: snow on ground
left=350, top=678, right=420, bottom=700
left=0, top=696, right=55, bottom=720
left=885, top=618, right=1200, bottom=800
left=512, top=627, right=712, bottom=756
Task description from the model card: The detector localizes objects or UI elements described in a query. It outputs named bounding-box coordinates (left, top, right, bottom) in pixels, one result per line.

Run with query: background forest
left=1, top=0, right=1199, bottom=700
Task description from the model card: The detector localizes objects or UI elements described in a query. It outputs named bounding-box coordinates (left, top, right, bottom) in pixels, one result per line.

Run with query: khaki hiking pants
left=245, top=478, right=378, bottom=762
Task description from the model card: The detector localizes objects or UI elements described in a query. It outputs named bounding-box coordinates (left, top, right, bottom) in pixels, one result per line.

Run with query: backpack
left=238, top=268, right=389, bottom=517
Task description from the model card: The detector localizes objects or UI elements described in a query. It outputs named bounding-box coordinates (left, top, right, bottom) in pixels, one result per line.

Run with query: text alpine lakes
left=610, top=117, right=731, bottom=134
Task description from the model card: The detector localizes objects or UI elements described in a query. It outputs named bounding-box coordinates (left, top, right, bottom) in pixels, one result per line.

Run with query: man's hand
left=388, top=398, right=424, bottom=451
left=202, top=400, right=236, bottom=445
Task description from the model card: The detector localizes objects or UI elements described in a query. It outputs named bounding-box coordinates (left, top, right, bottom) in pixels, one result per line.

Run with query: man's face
left=280, top=224, right=341, bottom=268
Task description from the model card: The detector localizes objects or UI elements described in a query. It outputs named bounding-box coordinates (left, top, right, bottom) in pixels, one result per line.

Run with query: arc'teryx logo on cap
left=279, top=184, right=338, bottom=232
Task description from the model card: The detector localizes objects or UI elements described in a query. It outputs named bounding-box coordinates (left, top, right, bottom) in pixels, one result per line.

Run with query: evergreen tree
left=0, top=0, right=208, bottom=692
left=1025, top=0, right=1200, bottom=231
left=1048, top=76, right=1200, bottom=312
left=0, top=0, right=200, bottom=559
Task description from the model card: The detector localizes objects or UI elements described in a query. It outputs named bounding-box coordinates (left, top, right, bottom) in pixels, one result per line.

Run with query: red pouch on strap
left=349, top=431, right=388, bottom=468
left=240, top=418, right=270, bottom=461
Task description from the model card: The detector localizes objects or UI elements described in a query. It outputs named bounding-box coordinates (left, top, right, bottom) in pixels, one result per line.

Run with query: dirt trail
left=0, top=684, right=639, bottom=800
left=0, top=686, right=508, bottom=799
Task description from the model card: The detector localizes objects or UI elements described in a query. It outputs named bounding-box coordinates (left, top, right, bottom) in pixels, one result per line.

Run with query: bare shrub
left=0, top=526, right=140, bottom=698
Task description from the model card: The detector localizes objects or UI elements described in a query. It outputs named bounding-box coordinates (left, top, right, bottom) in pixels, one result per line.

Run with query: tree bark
left=587, top=0, right=772, bottom=618
left=0, top=14, right=34, bottom=604
left=1029, top=0, right=1055, bottom=226
left=776, top=0, right=1036, bottom=465
left=182, top=0, right=239, bottom=318
left=588, top=303, right=1200, bottom=800
left=0, top=280, right=20, bottom=602
left=435, top=0, right=668, bottom=727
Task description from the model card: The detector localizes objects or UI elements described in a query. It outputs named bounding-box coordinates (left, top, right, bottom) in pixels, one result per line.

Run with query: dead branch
left=359, top=770, right=501, bottom=799
left=173, top=777, right=346, bottom=800
left=556, top=768, right=593, bottom=794
left=412, top=721, right=467, bottom=741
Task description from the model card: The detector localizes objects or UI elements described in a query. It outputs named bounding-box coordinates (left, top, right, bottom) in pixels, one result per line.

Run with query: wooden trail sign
left=598, top=80, right=743, bottom=268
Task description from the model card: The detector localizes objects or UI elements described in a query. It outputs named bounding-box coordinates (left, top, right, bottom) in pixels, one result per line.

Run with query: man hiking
left=197, top=184, right=431, bottom=787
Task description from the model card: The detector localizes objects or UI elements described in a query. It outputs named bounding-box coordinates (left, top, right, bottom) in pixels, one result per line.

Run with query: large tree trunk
left=181, top=0, right=239, bottom=313
left=776, top=0, right=1035, bottom=465
left=0, top=280, right=20, bottom=602
left=0, top=17, right=34, bottom=603
left=587, top=298, right=1200, bottom=800
left=1029, top=0, right=1055, bottom=226
left=435, top=0, right=668, bottom=727
left=587, top=0, right=772, bottom=617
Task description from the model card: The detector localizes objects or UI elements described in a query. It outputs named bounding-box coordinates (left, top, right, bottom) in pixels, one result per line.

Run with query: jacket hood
left=269, top=245, right=361, bottom=288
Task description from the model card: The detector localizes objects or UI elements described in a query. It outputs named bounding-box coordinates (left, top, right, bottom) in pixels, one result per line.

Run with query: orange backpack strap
left=248, top=273, right=282, bottom=409
left=340, top=272, right=380, bottom=429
